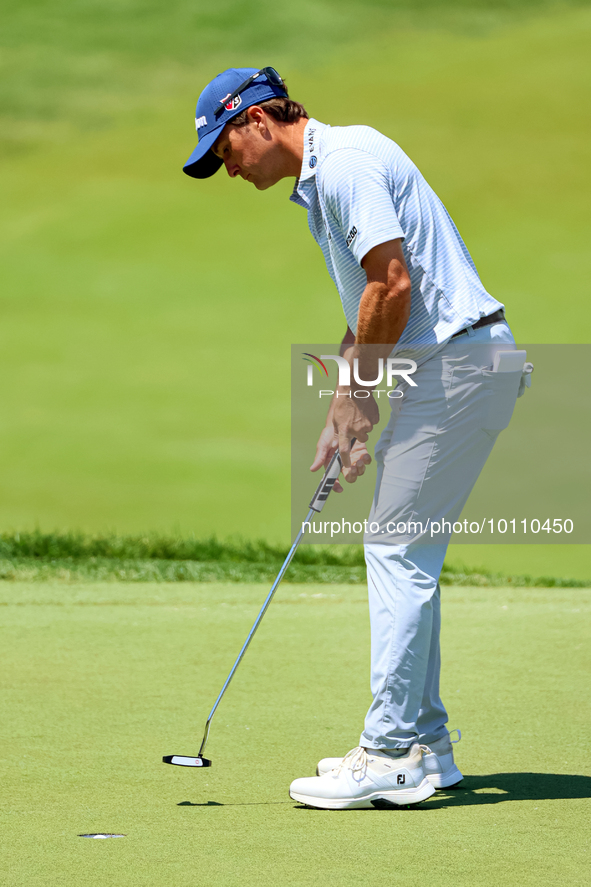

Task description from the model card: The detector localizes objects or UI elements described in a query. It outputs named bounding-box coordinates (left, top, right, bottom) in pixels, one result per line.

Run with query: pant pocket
left=481, top=369, right=522, bottom=437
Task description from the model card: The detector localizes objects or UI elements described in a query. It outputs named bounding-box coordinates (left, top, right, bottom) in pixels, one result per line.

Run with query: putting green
left=1, top=581, right=589, bottom=885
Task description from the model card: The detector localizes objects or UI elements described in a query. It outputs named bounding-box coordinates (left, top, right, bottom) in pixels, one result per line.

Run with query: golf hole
left=79, top=834, right=126, bottom=839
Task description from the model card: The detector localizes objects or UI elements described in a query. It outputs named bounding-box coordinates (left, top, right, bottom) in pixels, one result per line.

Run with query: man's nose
left=224, top=159, right=240, bottom=178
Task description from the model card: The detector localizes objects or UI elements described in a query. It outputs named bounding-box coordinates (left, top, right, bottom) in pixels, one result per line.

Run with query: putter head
left=163, top=754, right=212, bottom=768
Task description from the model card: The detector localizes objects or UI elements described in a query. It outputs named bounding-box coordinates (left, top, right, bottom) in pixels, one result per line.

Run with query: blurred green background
left=1, top=1, right=590, bottom=574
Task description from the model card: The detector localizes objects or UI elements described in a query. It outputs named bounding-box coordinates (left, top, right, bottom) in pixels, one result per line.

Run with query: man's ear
left=247, top=105, right=268, bottom=132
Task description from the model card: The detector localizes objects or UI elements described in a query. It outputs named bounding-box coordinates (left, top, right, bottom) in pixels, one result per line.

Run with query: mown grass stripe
left=0, top=533, right=588, bottom=586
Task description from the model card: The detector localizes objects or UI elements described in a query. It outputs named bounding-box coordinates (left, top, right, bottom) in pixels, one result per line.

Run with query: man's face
left=212, top=113, right=285, bottom=190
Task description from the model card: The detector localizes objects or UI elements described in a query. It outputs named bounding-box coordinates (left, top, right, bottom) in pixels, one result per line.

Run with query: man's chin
left=246, top=172, right=279, bottom=191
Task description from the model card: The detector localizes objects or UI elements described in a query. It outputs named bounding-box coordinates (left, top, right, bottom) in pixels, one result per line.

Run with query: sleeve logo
left=346, top=226, right=358, bottom=247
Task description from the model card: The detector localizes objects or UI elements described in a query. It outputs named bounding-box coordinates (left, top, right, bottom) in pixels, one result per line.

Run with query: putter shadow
left=178, top=800, right=292, bottom=808
left=178, top=801, right=224, bottom=807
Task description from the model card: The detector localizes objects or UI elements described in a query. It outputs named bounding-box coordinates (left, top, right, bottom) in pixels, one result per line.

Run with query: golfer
left=183, top=67, right=526, bottom=809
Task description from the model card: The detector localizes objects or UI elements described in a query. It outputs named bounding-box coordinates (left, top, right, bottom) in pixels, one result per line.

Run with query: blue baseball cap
left=183, top=67, right=288, bottom=179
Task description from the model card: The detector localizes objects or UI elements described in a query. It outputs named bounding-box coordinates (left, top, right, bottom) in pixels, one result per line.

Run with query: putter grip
left=309, top=438, right=357, bottom=513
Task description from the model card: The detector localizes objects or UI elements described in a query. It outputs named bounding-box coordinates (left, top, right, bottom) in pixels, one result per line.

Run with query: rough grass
left=0, top=531, right=588, bottom=586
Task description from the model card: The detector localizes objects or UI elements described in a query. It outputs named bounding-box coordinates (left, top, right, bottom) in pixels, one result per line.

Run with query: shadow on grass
left=178, top=800, right=291, bottom=807
left=426, top=772, right=591, bottom=808
left=179, top=773, right=591, bottom=810
left=177, top=773, right=591, bottom=812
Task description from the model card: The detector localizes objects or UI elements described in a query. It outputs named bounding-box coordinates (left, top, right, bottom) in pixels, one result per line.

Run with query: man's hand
left=332, top=390, right=379, bottom=482
left=310, top=426, right=372, bottom=491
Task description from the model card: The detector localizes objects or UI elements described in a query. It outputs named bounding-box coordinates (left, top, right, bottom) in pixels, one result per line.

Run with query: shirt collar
left=290, top=118, right=328, bottom=208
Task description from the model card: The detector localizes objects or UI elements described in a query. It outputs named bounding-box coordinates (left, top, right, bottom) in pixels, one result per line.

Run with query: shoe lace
left=335, top=746, right=369, bottom=777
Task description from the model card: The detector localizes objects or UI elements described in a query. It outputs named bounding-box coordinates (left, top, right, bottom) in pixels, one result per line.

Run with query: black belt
left=451, top=308, right=506, bottom=339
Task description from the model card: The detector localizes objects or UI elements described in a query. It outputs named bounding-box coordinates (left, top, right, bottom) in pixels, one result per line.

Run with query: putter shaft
left=197, top=442, right=353, bottom=759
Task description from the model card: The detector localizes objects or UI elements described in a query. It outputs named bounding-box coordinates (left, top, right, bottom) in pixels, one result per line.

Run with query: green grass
left=1, top=3, right=590, bottom=574
left=1, top=580, right=590, bottom=885
left=2, top=6, right=590, bottom=883
left=0, top=530, right=589, bottom=586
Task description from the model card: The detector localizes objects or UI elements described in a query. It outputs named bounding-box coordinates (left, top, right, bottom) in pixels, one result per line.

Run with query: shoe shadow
left=177, top=774, right=591, bottom=810
left=426, top=772, right=591, bottom=808
left=291, top=773, right=591, bottom=811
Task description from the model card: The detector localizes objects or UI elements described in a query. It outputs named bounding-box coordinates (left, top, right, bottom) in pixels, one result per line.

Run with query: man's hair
left=229, top=92, right=308, bottom=128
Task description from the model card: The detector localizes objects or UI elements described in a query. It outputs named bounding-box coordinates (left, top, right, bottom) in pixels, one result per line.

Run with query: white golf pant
left=361, top=321, right=519, bottom=750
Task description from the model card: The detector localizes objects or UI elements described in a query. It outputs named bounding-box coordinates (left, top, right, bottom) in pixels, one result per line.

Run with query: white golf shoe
left=289, top=743, right=436, bottom=810
left=420, top=731, right=463, bottom=788
left=316, top=730, right=463, bottom=790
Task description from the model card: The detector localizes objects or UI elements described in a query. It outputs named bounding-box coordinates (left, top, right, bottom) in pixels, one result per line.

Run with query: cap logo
left=195, top=115, right=208, bottom=131
left=221, top=93, right=242, bottom=112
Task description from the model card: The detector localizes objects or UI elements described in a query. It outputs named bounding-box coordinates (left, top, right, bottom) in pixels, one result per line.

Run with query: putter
left=163, top=440, right=355, bottom=769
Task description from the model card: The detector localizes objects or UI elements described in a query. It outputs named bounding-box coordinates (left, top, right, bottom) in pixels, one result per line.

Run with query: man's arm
left=358, top=238, right=411, bottom=344
left=334, top=239, right=411, bottom=481
left=311, top=238, right=411, bottom=484
left=310, top=325, right=371, bottom=491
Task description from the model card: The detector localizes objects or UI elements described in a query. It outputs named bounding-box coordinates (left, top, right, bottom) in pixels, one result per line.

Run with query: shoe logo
left=397, top=773, right=406, bottom=785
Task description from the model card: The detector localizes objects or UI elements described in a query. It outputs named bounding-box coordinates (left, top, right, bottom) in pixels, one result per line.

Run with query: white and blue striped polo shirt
left=290, top=119, right=503, bottom=346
